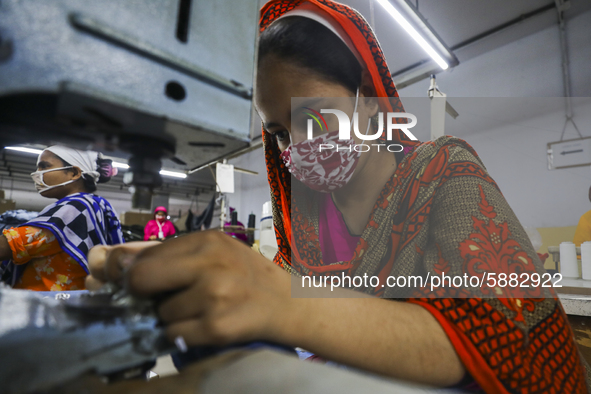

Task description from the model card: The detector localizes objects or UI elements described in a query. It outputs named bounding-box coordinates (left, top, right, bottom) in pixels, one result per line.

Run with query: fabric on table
left=260, top=1, right=589, bottom=392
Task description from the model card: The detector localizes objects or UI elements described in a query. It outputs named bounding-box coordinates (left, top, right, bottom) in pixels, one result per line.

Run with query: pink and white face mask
left=280, top=129, right=360, bottom=193
left=280, top=88, right=372, bottom=193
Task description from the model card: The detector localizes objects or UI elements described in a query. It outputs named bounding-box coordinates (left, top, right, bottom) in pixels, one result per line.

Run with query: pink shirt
left=144, top=219, right=176, bottom=240
left=318, top=194, right=360, bottom=264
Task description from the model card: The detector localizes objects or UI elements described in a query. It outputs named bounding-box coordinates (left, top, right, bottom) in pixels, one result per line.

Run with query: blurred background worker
left=0, top=146, right=123, bottom=290
left=574, top=185, right=591, bottom=246
left=144, top=206, right=176, bottom=241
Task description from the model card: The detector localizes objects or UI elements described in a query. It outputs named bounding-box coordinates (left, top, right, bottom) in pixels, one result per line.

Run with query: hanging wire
left=369, top=0, right=376, bottom=29
left=555, top=0, right=582, bottom=140
left=207, top=165, right=223, bottom=195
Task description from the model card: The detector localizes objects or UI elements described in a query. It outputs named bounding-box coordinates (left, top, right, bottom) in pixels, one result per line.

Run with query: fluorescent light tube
left=376, top=0, right=449, bottom=70
left=115, top=162, right=187, bottom=179
left=112, top=162, right=129, bottom=169
left=159, top=170, right=187, bottom=179
left=4, top=146, right=44, bottom=154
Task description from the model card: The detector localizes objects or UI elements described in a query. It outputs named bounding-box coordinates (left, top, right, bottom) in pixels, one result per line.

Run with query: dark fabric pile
left=0, top=209, right=39, bottom=232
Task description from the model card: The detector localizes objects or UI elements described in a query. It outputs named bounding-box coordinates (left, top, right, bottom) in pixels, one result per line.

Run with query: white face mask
left=30, top=166, right=76, bottom=194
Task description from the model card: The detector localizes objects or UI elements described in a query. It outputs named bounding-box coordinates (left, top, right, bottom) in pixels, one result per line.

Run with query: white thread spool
left=581, top=241, right=591, bottom=280
left=560, top=241, right=578, bottom=278
left=260, top=201, right=278, bottom=260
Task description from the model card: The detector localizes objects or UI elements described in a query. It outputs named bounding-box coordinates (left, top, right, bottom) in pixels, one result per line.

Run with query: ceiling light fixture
left=375, top=0, right=458, bottom=70
left=112, top=162, right=129, bottom=169
left=159, top=169, right=187, bottom=179
left=113, top=162, right=186, bottom=179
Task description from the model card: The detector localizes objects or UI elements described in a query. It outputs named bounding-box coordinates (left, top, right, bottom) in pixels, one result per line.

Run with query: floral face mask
left=280, top=88, right=371, bottom=193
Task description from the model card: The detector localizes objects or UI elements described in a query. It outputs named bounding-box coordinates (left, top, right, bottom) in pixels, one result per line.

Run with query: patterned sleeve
left=2, top=226, right=63, bottom=265
left=408, top=145, right=588, bottom=393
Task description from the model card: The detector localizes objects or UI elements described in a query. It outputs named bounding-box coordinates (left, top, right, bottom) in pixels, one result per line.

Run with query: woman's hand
left=86, top=232, right=293, bottom=346
left=149, top=235, right=157, bottom=240
left=85, top=241, right=160, bottom=290
left=86, top=233, right=465, bottom=386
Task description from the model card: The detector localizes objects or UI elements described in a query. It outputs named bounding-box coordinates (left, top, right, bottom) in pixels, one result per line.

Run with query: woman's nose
left=290, top=133, right=306, bottom=145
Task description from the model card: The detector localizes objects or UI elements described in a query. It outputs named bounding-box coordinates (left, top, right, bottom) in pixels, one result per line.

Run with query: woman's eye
left=274, top=131, right=289, bottom=142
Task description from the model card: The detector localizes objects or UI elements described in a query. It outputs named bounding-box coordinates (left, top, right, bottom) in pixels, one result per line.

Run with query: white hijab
left=42, top=146, right=101, bottom=184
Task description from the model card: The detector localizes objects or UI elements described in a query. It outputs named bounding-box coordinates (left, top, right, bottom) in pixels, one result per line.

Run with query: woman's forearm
left=272, top=284, right=466, bottom=386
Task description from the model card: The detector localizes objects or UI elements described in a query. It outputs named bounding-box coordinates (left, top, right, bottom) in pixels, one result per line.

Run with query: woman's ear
left=359, top=69, right=379, bottom=117
left=69, top=166, right=83, bottom=180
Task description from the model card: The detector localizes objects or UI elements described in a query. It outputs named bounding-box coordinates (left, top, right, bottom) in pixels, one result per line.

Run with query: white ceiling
left=328, top=0, right=591, bottom=80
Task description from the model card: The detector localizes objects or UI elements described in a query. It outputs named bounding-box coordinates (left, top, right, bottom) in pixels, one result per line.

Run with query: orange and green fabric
left=3, top=226, right=87, bottom=291
left=260, top=1, right=589, bottom=392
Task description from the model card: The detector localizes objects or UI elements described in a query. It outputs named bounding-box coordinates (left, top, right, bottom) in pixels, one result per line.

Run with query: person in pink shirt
left=144, top=206, right=176, bottom=241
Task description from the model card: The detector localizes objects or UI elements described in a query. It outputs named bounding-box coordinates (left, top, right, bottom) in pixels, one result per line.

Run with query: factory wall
left=399, top=9, right=591, bottom=229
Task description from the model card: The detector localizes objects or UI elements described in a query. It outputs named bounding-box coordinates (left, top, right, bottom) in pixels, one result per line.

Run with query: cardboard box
left=0, top=199, right=16, bottom=214
left=120, top=211, right=154, bottom=227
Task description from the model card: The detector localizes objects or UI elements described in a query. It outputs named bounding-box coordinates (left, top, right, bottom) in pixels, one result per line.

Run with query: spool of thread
left=262, top=201, right=272, bottom=219
left=259, top=202, right=277, bottom=260
left=581, top=241, right=591, bottom=280
left=231, top=210, right=238, bottom=226
left=247, top=213, right=256, bottom=245
left=248, top=213, right=256, bottom=229
left=259, top=226, right=278, bottom=260
left=261, top=201, right=273, bottom=231
left=560, top=241, right=578, bottom=278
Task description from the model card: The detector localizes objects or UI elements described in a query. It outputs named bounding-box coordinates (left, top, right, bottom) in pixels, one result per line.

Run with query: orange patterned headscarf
left=259, top=0, right=420, bottom=269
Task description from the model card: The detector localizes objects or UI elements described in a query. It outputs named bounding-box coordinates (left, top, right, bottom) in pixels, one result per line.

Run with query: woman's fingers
left=126, top=232, right=226, bottom=297
left=86, top=241, right=160, bottom=288
left=112, top=231, right=290, bottom=347
left=157, top=288, right=201, bottom=324
left=87, top=245, right=110, bottom=282
left=85, top=273, right=106, bottom=291
left=103, top=241, right=161, bottom=283
left=164, top=318, right=234, bottom=347
left=126, top=251, right=201, bottom=297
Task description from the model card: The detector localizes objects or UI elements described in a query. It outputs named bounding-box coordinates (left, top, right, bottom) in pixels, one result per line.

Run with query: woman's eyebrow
left=37, top=161, right=50, bottom=167
left=296, top=97, right=326, bottom=111
left=263, top=121, right=283, bottom=131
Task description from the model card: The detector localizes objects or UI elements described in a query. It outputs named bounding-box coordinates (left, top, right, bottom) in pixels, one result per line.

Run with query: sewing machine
left=0, top=285, right=172, bottom=393
left=0, top=285, right=467, bottom=394
left=0, top=0, right=261, bottom=390
left=0, top=0, right=259, bottom=209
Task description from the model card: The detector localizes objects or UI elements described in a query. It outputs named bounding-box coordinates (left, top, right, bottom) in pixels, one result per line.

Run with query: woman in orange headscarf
left=257, top=2, right=588, bottom=391
left=86, top=1, right=588, bottom=392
